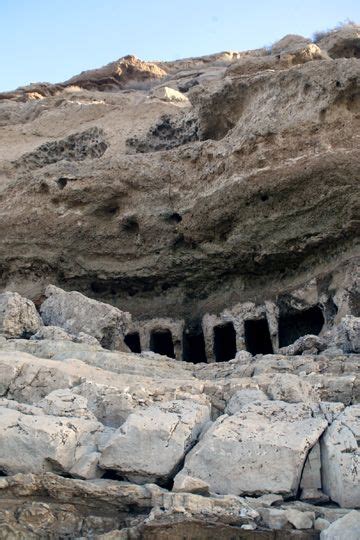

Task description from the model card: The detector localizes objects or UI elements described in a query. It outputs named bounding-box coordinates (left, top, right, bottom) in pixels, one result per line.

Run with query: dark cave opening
left=183, top=325, right=207, bottom=363
left=244, top=318, right=274, bottom=355
left=278, top=305, right=325, bottom=348
left=213, top=322, right=237, bottom=362
left=150, top=329, right=175, bottom=358
left=124, top=332, right=141, bottom=353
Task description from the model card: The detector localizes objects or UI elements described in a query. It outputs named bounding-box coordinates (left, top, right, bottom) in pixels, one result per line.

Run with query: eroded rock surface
left=0, top=23, right=359, bottom=539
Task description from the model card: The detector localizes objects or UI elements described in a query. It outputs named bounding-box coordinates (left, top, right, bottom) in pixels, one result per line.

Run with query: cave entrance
left=183, top=326, right=207, bottom=363
left=244, top=318, right=274, bottom=355
left=213, top=322, right=237, bottom=362
left=278, top=305, right=325, bottom=348
left=150, top=329, right=175, bottom=358
left=124, top=332, right=141, bottom=353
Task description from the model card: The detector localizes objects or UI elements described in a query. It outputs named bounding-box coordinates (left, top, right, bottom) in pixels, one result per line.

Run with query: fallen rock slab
left=0, top=292, right=42, bottom=339
left=175, top=401, right=327, bottom=497
left=100, top=399, right=210, bottom=484
left=321, top=404, right=360, bottom=508
left=0, top=407, right=106, bottom=478
left=40, top=285, right=131, bottom=350
left=320, top=510, right=360, bottom=539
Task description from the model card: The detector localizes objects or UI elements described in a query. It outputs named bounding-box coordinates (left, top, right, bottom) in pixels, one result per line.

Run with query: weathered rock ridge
left=0, top=25, right=359, bottom=328
left=0, top=24, right=359, bottom=538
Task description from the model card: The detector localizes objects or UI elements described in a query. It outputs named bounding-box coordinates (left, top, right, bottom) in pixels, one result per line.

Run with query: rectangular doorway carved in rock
left=150, top=329, right=175, bottom=358
left=213, top=322, right=237, bottom=362
left=183, top=325, right=207, bottom=363
left=124, top=331, right=141, bottom=353
left=244, top=318, right=274, bottom=355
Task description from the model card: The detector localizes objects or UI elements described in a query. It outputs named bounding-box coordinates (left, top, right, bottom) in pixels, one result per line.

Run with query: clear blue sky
left=1, top=0, right=359, bottom=91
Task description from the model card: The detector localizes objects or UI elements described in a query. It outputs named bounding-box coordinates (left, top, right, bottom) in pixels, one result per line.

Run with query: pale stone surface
left=176, top=401, right=327, bottom=496
left=0, top=292, right=42, bottom=339
left=325, top=316, right=360, bottom=354
left=285, top=508, right=314, bottom=529
left=37, top=388, right=96, bottom=419
left=315, top=518, right=330, bottom=531
left=151, top=86, right=190, bottom=103
left=300, top=442, right=322, bottom=491
left=30, top=325, right=101, bottom=347
left=271, top=34, right=311, bottom=54
left=321, top=405, right=360, bottom=508
left=266, top=373, right=318, bottom=403
left=225, top=388, right=268, bottom=414
left=31, top=325, right=73, bottom=341
left=280, top=334, right=327, bottom=356
left=100, top=399, right=210, bottom=483
left=320, top=510, right=360, bottom=540
left=317, top=24, right=360, bottom=58
left=0, top=407, right=106, bottom=478
left=259, top=508, right=288, bottom=530
left=172, top=472, right=210, bottom=494
left=40, top=285, right=131, bottom=350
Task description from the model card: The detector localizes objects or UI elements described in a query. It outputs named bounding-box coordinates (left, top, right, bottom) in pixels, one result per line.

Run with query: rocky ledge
left=0, top=285, right=359, bottom=538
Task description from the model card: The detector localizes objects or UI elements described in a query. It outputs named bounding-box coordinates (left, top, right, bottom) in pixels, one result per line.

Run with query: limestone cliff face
left=0, top=27, right=359, bottom=324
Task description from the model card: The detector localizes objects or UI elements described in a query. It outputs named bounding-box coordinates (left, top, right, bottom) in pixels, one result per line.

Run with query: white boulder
left=100, top=399, right=210, bottom=484
left=320, top=510, right=360, bottom=540
left=225, top=388, right=267, bottom=414
left=321, top=405, right=360, bottom=508
left=0, top=406, right=106, bottom=479
left=324, top=316, right=360, bottom=353
left=175, top=401, right=327, bottom=496
left=0, top=292, right=42, bottom=338
left=40, top=285, right=131, bottom=350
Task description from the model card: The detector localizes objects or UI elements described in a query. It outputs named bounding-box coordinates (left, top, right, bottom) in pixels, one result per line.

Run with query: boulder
left=175, top=401, right=327, bottom=497
left=0, top=406, right=106, bottom=479
left=317, top=24, right=360, bottom=58
left=285, top=508, right=314, bottom=529
left=300, top=442, right=322, bottom=495
left=280, top=334, right=327, bottom=356
left=40, top=285, right=131, bottom=350
left=259, top=508, right=288, bottom=530
left=321, top=405, right=360, bottom=508
left=266, top=373, right=318, bottom=403
left=37, top=388, right=97, bottom=420
left=315, top=518, right=330, bottom=531
left=324, top=316, right=360, bottom=353
left=0, top=292, right=42, bottom=339
left=225, top=388, right=268, bottom=414
left=100, top=399, right=210, bottom=484
left=320, top=510, right=360, bottom=539
left=271, top=34, right=311, bottom=54
left=30, top=325, right=101, bottom=347
left=151, top=86, right=190, bottom=103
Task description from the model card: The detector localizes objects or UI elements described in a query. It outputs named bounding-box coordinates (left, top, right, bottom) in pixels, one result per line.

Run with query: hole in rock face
left=121, top=215, right=139, bottom=233
left=101, top=470, right=125, bottom=480
left=150, top=329, right=175, bottom=358
left=124, top=332, right=141, bottom=353
left=56, top=177, right=68, bottom=190
left=213, top=322, right=237, bottom=362
left=278, top=305, right=325, bottom=348
left=94, top=198, right=120, bottom=218
left=244, top=319, right=274, bottom=355
left=183, top=324, right=207, bottom=363
left=167, top=212, right=182, bottom=224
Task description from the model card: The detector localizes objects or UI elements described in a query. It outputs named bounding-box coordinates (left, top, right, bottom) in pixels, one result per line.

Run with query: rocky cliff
left=0, top=23, right=359, bottom=539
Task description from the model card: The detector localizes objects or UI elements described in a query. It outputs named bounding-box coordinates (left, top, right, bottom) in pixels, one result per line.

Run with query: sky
left=1, top=0, right=359, bottom=92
